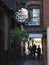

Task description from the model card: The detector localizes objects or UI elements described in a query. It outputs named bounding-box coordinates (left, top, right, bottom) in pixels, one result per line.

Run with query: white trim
left=47, top=27, right=49, bottom=65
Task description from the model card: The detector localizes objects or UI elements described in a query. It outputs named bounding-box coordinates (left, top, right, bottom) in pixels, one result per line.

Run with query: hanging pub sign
left=15, top=8, right=28, bottom=23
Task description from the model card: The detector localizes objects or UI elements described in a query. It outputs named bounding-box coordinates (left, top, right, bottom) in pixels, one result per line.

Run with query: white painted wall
left=47, top=27, right=49, bottom=65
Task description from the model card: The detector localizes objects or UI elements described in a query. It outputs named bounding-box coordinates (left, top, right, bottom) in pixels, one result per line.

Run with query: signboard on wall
left=15, top=8, right=28, bottom=23
left=28, top=34, right=43, bottom=38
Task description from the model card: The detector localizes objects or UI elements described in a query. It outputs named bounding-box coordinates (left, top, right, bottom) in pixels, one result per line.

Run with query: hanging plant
left=10, top=26, right=28, bottom=43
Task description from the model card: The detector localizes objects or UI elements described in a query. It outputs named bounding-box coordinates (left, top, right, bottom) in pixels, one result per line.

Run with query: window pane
left=33, top=9, right=40, bottom=17
left=28, top=8, right=40, bottom=26
left=33, top=17, right=40, bottom=23
left=28, top=18, right=40, bottom=26
left=30, top=9, right=33, bottom=17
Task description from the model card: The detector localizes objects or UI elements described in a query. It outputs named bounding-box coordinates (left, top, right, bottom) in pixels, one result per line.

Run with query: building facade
left=0, top=0, right=16, bottom=65
left=16, top=0, right=49, bottom=65
left=43, top=0, right=49, bottom=65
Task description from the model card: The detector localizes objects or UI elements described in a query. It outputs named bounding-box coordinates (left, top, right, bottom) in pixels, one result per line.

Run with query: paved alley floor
left=7, top=58, right=44, bottom=65
left=21, top=59, right=44, bottom=65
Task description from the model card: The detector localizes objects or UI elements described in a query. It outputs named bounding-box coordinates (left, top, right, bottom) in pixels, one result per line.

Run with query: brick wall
left=43, top=36, right=47, bottom=65
left=43, top=0, right=49, bottom=28
left=43, top=0, right=49, bottom=65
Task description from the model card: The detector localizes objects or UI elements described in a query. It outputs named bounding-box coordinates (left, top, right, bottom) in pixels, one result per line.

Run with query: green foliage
left=10, top=26, right=28, bottom=42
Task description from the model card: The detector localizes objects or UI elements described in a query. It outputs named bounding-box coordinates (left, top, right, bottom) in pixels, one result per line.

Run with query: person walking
left=37, top=45, right=41, bottom=59
left=28, top=46, right=32, bottom=59
left=33, top=44, right=36, bottom=59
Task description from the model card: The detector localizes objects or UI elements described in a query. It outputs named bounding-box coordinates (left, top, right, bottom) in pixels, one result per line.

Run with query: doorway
left=24, top=34, right=43, bottom=58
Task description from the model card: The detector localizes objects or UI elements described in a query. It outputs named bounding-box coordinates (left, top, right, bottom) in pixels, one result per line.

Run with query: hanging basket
left=10, top=26, right=28, bottom=42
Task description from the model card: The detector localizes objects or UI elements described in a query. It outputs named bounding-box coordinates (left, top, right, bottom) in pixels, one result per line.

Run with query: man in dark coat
left=33, top=44, right=36, bottom=59
left=37, top=45, right=41, bottom=59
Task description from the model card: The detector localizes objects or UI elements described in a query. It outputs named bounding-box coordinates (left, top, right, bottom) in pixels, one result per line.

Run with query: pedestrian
left=33, top=44, right=36, bottom=59
left=28, top=46, right=32, bottom=58
left=37, top=45, right=41, bottom=59
left=28, top=47, right=31, bottom=59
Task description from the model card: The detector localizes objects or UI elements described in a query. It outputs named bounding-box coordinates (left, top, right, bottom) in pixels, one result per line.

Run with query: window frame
left=26, top=5, right=41, bottom=27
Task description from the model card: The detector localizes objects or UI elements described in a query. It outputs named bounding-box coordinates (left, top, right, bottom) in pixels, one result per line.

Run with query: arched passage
left=22, top=33, right=43, bottom=59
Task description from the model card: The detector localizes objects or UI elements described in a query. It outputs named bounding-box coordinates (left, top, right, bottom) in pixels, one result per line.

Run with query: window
left=26, top=6, right=40, bottom=26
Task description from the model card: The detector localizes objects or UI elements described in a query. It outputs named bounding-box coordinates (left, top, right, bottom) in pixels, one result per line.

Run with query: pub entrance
left=22, top=34, right=43, bottom=59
